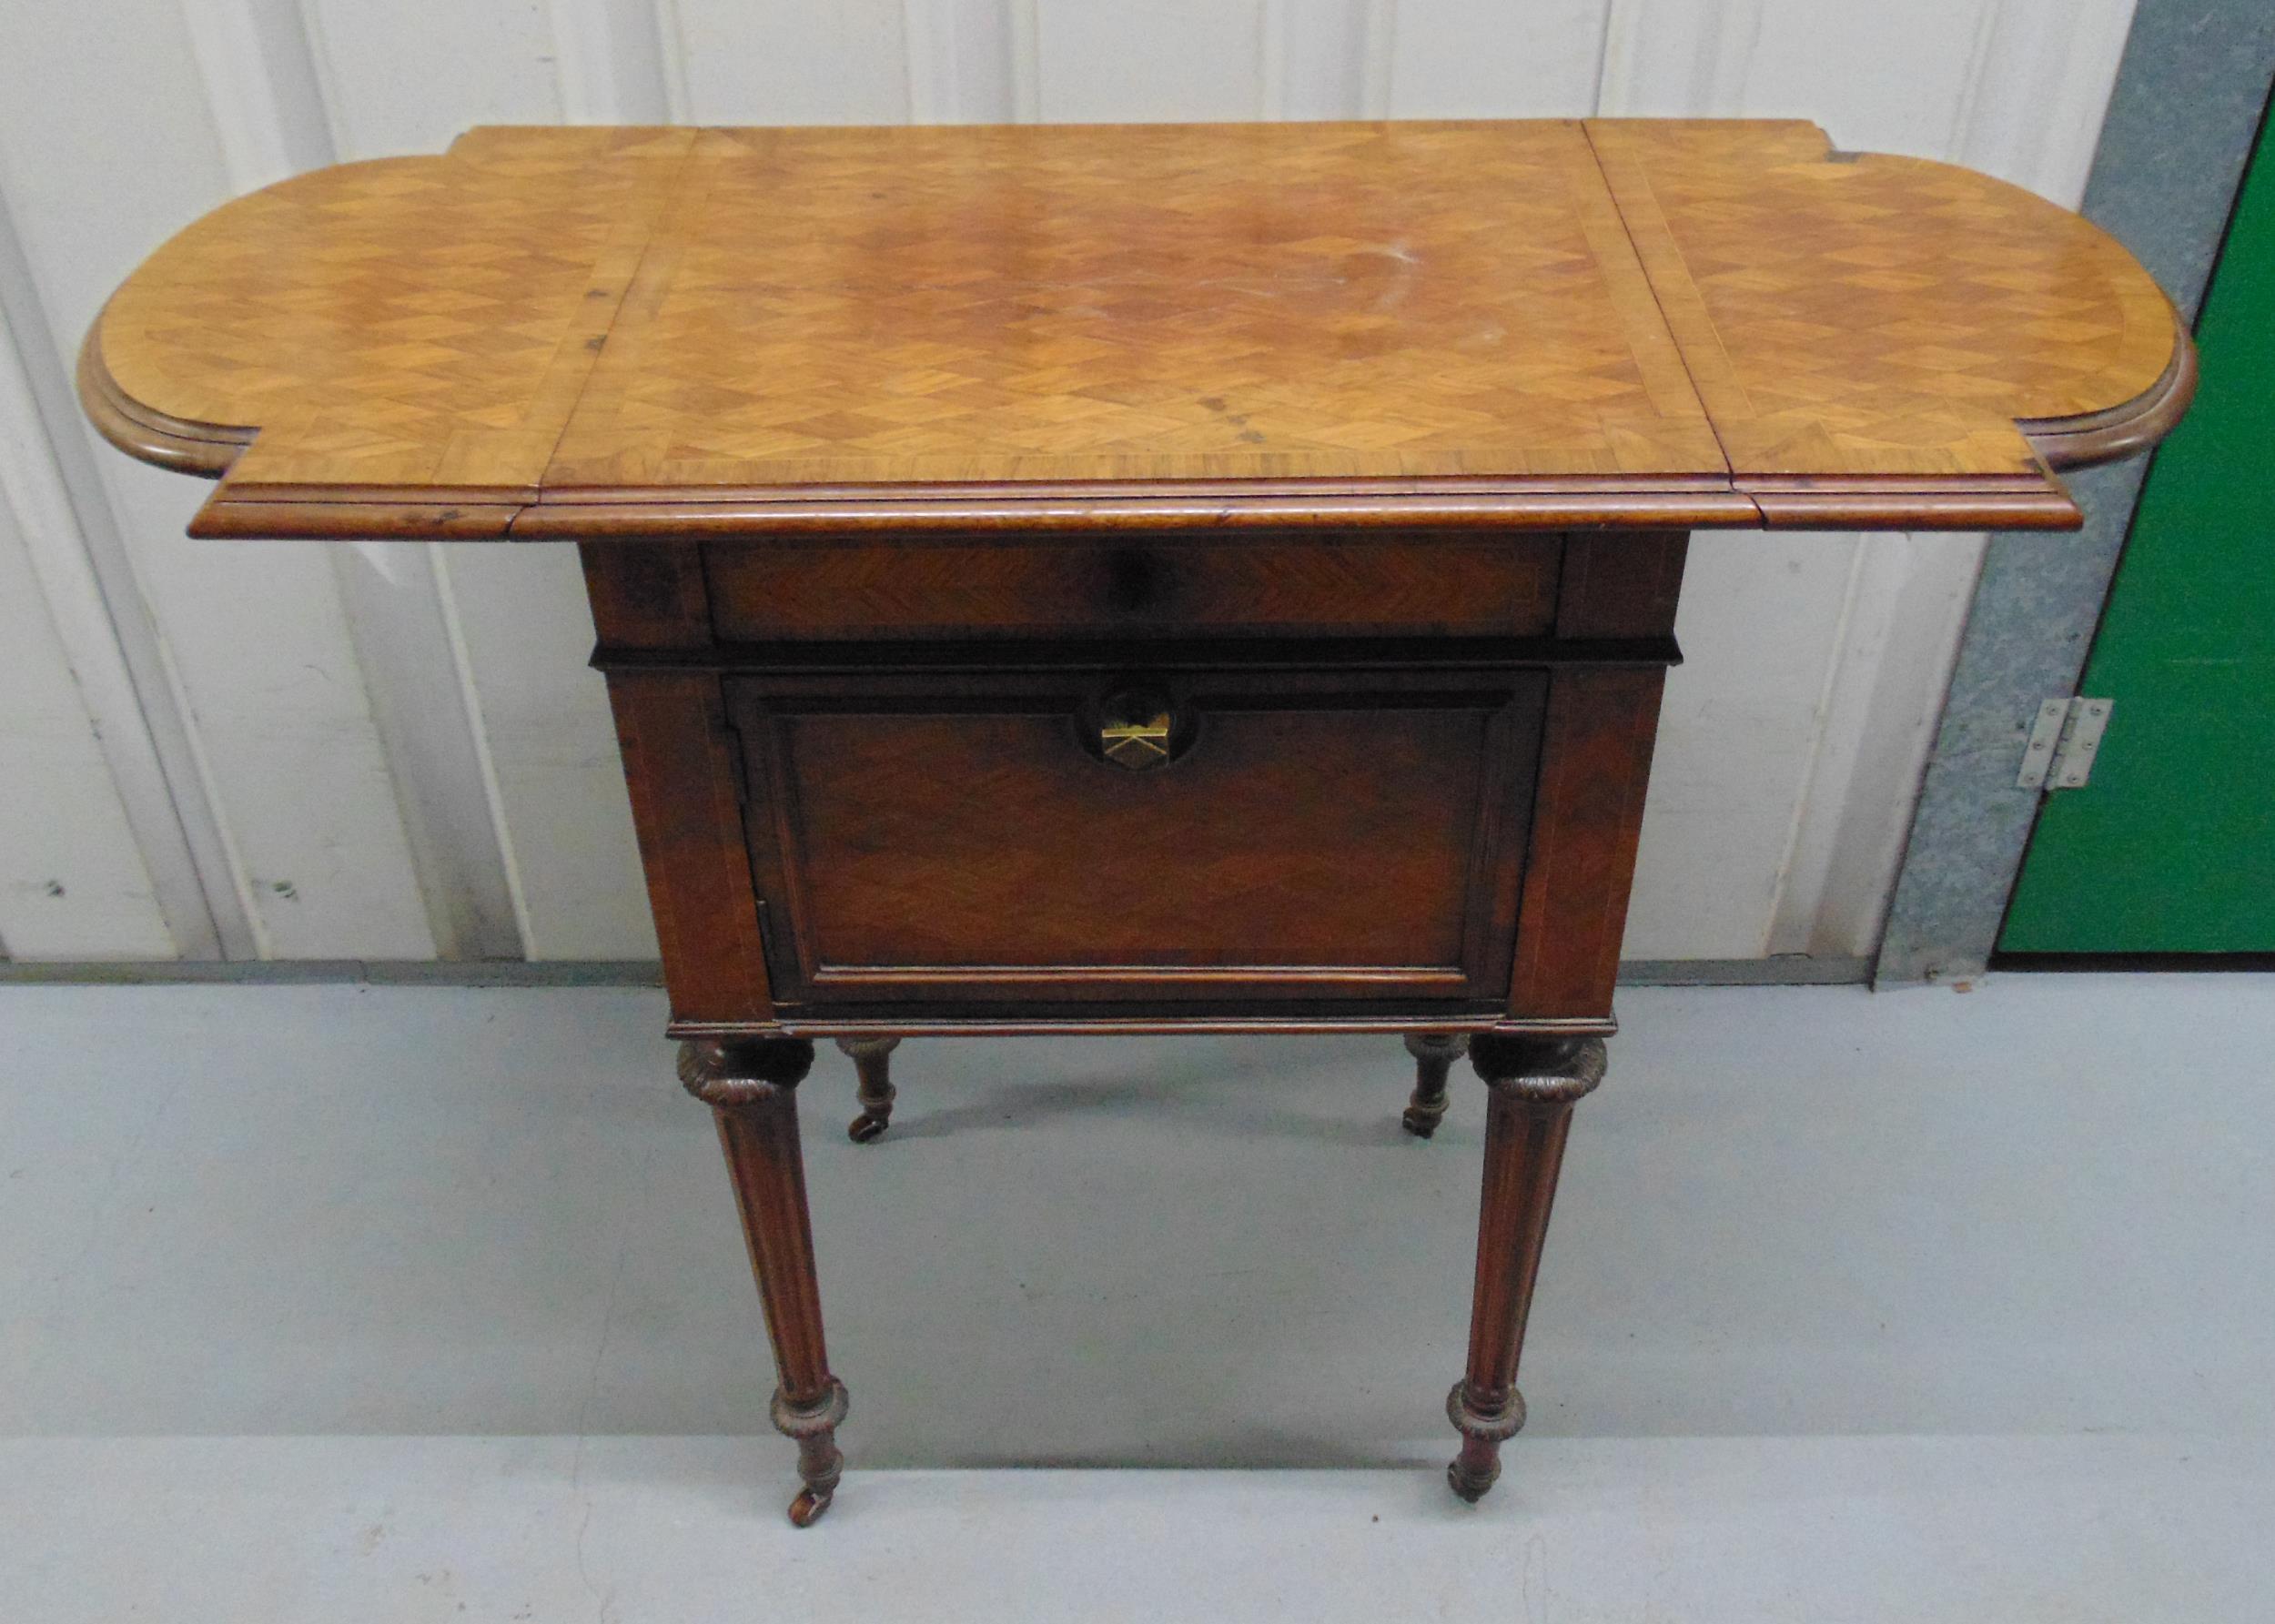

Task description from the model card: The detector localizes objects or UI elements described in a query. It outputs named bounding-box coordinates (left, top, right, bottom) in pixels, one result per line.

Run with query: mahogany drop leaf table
left=82, top=119, right=2192, bottom=1525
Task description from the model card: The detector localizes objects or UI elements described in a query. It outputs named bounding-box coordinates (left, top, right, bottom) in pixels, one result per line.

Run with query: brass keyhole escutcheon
left=1098, top=690, right=1175, bottom=771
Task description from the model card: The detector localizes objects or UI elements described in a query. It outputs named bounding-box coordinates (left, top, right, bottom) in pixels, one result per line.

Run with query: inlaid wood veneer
left=84, top=120, right=2190, bottom=540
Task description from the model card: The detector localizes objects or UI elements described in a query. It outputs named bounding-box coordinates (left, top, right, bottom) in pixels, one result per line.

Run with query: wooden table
left=83, top=119, right=2192, bottom=1526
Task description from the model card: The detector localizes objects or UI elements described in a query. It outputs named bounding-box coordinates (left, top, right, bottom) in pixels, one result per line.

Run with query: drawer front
left=724, top=666, right=1545, bottom=1011
left=704, top=531, right=1561, bottom=641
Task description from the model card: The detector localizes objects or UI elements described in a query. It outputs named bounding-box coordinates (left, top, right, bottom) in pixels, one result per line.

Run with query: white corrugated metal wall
left=0, top=0, right=2139, bottom=966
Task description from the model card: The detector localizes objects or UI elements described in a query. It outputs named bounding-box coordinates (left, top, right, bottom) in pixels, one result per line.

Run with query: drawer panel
left=724, top=666, right=1544, bottom=1008
left=703, top=531, right=1561, bottom=641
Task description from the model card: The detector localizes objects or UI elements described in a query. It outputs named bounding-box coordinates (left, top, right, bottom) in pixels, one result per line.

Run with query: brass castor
left=774, top=1379, right=849, bottom=1528
left=788, top=1485, right=834, bottom=1527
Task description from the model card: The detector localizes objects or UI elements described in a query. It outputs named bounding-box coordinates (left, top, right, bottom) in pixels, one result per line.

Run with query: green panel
left=2002, top=109, right=2275, bottom=953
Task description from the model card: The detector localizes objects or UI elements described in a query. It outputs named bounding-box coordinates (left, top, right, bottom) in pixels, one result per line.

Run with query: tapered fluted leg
left=1446, top=1033, right=1606, bottom=1503
left=836, top=1036, right=901, bottom=1144
left=1400, top=1033, right=1468, bottom=1137
left=680, top=1037, right=849, bottom=1527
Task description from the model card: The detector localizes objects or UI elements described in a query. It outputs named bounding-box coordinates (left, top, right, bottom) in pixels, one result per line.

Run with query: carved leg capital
left=1400, top=1033, right=1468, bottom=1137
left=1468, top=1033, right=1606, bottom=1105
left=835, top=1035, right=902, bottom=1144
left=679, top=1035, right=815, bottom=1106
left=1444, top=1033, right=1608, bottom=1504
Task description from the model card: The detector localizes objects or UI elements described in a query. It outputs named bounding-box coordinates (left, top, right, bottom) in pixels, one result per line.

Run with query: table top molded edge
left=75, top=120, right=2199, bottom=540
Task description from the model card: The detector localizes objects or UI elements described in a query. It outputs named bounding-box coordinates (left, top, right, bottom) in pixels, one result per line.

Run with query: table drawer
left=723, top=664, right=1545, bottom=1010
left=703, top=531, right=1561, bottom=641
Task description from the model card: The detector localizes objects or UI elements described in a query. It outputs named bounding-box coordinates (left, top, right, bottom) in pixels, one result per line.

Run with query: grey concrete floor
left=2, top=974, right=2270, bottom=1619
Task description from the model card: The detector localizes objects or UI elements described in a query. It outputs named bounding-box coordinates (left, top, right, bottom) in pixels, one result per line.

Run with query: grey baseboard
left=0, top=958, right=665, bottom=986
left=0, top=956, right=1869, bottom=989
left=1616, top=956, right=1871, bottom=987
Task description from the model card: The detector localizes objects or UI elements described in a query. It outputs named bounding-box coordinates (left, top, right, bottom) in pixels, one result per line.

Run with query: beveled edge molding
left=96, top=467, right=2121, bottom=543
left=677, top=1035, right=816, bottom=1106
left=511, top=474, right=2088, bottom=535
left=2018, top=302, right=2199, bottom=471
left=80, top=288, right=2180, bottom=540
left=517, top=483, right=1764, bottom=537
left=79, top=262, right=2190, bottom=538
left=190, top=496, right=525, bottom=540
left=76, top=308, right=254, bottom=479
left=1742, top=475, right=2083, bottom=531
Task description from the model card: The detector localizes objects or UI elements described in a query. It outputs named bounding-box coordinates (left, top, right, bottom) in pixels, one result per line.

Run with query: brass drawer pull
left=1098, top=691, right=1176, bottom=770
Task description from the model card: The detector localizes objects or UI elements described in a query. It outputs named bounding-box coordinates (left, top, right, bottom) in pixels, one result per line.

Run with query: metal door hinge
left=2017, top=697, right=2113, bottom=792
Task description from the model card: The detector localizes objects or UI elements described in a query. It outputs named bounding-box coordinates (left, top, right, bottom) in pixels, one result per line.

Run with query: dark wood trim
left=1506, top=668, right=1668, bottom=1019
left=602, top=671, right=776, bottom=1024
left=516, top=480, right=1762, bottom=538
left=540, top=475, right=1746, bottom=507
left=188, top=498, right=524, bottom=540
left=521, top=491, right=1744, bottom=534
left=698, top=529, right=1565, bottom=642
left=121, top=469, right=2160, bottom=543
left=74, top=415, right=2176, bottom=554
left=579, top=542, right=712, bottom=651
left=155, top=473, right=2112, bottom=541
left=583, top=543, right=777, bottom=1026
left=190, top=479, right=539, bottom=506
left=806, top=963, right=1477, bottom=988
left=2018, top=302, right=2200, bottom=470
left=1741, top=476, right=2083, bottom=530
left=1555, top=531, right=1688, bottom=639
left=592, top=633, right=1685, bottom=674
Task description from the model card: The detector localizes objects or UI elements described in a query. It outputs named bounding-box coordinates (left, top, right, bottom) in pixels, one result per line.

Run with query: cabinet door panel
left=725, top=666, right=1546, bottom=1010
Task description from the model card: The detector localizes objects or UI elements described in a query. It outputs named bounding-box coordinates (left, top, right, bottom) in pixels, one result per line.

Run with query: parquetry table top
left=82, top=119, right=2192, bottom=540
